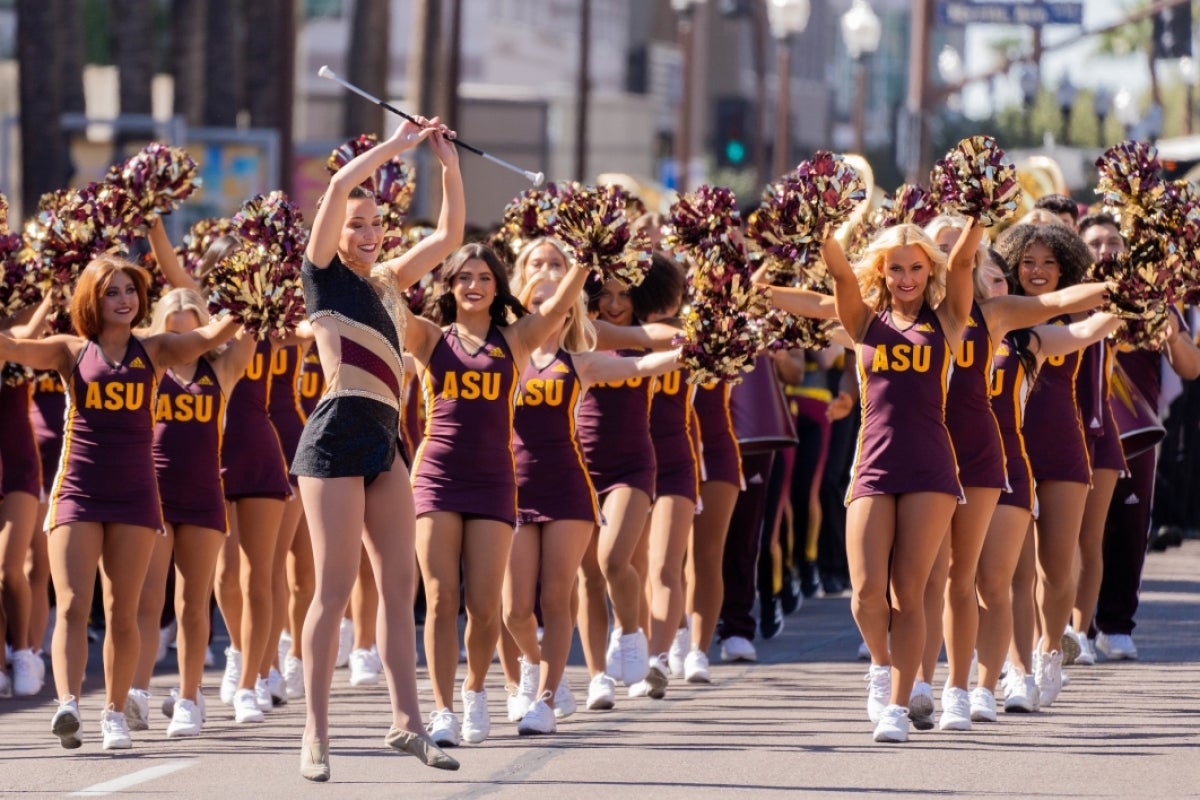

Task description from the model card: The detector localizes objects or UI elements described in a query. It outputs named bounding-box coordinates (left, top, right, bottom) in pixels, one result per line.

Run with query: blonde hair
left=149, top=287, right=220, bottom=359
left=511, top=237, right=572, bottom=296
left=1017, top=208, right=1068, bottom=228
left=924, top=214, right=990, bottom=302
left=854, top=224, right=947, bottom=313
left=519, top=272, right=596, bottom=354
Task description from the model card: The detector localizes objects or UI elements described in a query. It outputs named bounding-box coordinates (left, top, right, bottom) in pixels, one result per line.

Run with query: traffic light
left=714, top=96, right=751, bottom=168
left=1153, top=5, right=1192, bottom=59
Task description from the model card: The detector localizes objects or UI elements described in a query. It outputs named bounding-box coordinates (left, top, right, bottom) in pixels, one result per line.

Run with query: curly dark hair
left=428, top=243, right=528, bottom=326
left=1033, top=193, right=1079, bottom=222
left=630, top=253, right=686, bottom=320
left=995, top=223, right=1093, bottom=294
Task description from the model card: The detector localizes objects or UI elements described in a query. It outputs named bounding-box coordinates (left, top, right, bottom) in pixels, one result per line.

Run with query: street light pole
left=905, top=0, right=934, bottom=181
left=767, top=0, right=811, bottom=179
left=841, top=0, right=882, bottom=156
left=671, top=0, right=705, bottom=193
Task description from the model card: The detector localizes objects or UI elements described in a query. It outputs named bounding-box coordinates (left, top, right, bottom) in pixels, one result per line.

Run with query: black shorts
left=292, top=394, right=406, bottom=485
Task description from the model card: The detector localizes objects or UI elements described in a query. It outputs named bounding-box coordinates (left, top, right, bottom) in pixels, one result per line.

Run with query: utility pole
left=575, top=0, right=591, bottom=182
left=408, top=0, right=441, bottom=217
left=905, top=0, right=934, bottom=181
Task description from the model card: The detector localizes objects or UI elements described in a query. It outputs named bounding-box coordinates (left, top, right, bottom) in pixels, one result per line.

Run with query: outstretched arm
left=211, top=328, right=259, bottom=394
left=146, top=216, right=201, bottom=293
left=1030, top=313, right=1122, bottom=361
left=0, top=331, right=77, bottom=375
left=939, top=217, right=983, bottom=340
left=766, top=286, right=838, bottom=320
left=982, top=281, right=1112, bottom=341
left=574, top=347, right=682, bottom=389
left=307, top=119, right=433, bottom=269
left=382, top=130, right=465, bottom=291
left=820, top=235, right=871, bottom=342
left=593, top=319, right=679, bottom=351
left=508, top=265, right=591, bottom=360
left=145, top=314, right=243, bottom=371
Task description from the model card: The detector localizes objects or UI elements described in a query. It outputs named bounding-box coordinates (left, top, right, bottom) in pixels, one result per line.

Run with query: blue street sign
left=937, top=1, right=1084, bottom=26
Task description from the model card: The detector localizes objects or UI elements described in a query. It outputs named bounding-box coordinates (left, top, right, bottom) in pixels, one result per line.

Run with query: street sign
left=937, top=2, right=1084, bottom=26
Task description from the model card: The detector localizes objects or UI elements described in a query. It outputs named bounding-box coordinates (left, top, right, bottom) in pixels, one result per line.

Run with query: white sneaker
left=506, top=656, right=540, bottom=722
left=553, top=678, right=577, bottom=719
left=124, top=688, right=151, bottom=731
left=586, top=673, right=616, bottom=711
left=1035, top=649, right=1063, bottom=708
left=163, top=688, right=207, bottom=722
left=349, top=647, right=381, bottom=687
left=1073, top=630, right=1096, bottom=666
left=220, top=647, right=241, bottom=704
left=336, top=618, right=353, bottom=668
left=0, top=671, right=11, bottom=699
left=277, top=629, right=292, bottom=667
left=517, top=691, right=557, bottom=735
left=426, top=708, right=461, bottom=747
left=605, top=628, right=623, bottom=682
left=461, top=687, right=490, bottom=743
left=872, top=704, right=909, bottom=743
left=11, top=649, right=43, bottom=697
left=100, top=707, right=132, bottom=750
left=667, top=626, right=689, bottom=677
left=684, top=649, right=711, bottom=684
left=720, top=636, right=757, bottom=663
left=969, top=687, right=997, bottom=722
left=284, top=655, right=305, bottom=700
left=865, top=664, right=891, bottom=723
left=1096, top=632, right=1139, bottom=661
left=908, top=680, right=934, bottom=730
left=233, top=688, right=264, bottom=723
left=1002, top=667, right=1035, bottom=712
left=51, top=696, right=82, bottom=749
left=157, top=620, right=177, bottom=664
left=268, top=667, right=287, bottom=705
left=167, top=696, right=205, bottom=737
left=254, top=676, right=273, bottom=711
left=628, top=654, right=669, bottom=699
left=618, top=630, right=650, bottom=686
left=939, top=685, right=972, bottom=731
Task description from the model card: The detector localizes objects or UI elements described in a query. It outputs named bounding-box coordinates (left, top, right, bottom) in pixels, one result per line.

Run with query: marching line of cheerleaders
left=2, top=119, right=1200, bottom=781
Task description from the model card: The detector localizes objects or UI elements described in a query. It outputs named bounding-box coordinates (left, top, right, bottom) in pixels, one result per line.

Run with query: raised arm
left=1164, top=315, right=1200, bottom=380
left=593, top=319, right=679, bottom=351
left=982, top=281, right=1111, bottom=341
left=0, top=331, right=77, bottom=375
left=820, top=235, right=871, bottom=342
left=210, top=328, right=259, bottom=393
left=307, top=119, right=433, bottom=269
left=765, top=286, right=838, bottom=320
left=573, top=347, right=682, bottom=389
left=145, top=314, right=242, bottom=371
left=6, top=294, right=56, bottom=339
left=507, top=264, right=592, bottom=361
left=1030, top=313, right=1122, bottom=361
left=382, top=130, right=464, bottom=291
left=939, top=217, right=983, bottom=339
left=146, top=216, right=201, bottom=292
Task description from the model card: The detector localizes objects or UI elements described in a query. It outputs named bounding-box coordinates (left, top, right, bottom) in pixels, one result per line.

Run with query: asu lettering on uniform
left=869, top=344, right=933, bottom=373
left=653, top=370, right=683, bottom=396
left=84, top=381, right=145, bottom=411
left=155, top=392, right=215, bottom=423
left=439, top=370, right=503, bottom=401
left=593, top=376, right=645, bottom=390
left=244, top=352, right=265, bottom=381
left=517, top=378, right=566, bottom=407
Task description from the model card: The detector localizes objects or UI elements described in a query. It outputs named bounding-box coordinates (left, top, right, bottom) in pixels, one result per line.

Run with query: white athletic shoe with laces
left=220, top=648, right=242, bottom=705
left=553, top=678, right=577, bottom=719
left=618, top=630, right=650, bottom=686
left=586, top=673, right=616, bottom=711
left=872, top=704, right=909, bottom=743
left=684, top=649, right=711, bottom=684
left=969, top=687, right=997, bottom=722
left=284, top=655, right=305, bottom=700
left=461, top=688, right=490, bottom=743
left=349, top=647, right=382, bottom=687
left=100, top=707, right=132, bottom=750
left=506, top=657, right=540, bottom=722
left=426, top=708, right=461, bottom=747
left=51, top=696, right=82, bottom=749
left=11, top=649, right=44, bottom=697
left=908, top=680, right=934, bottom=730
left=938, top=685, right=972, bottom=731
left=865, top=664, right=891, bottom=724
left=233, top=688, right=264, bottom=723
left=124, top=688, right=151, bottom=731
left=167, top=694, right=206, bottom=737
left=605, top=629, right=623, bottom=682
left=667, top=627, right=689, bottom=677
left=517, top=691, right=557, bottom=735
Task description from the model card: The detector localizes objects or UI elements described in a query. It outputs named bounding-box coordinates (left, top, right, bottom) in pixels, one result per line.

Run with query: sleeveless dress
left=268, top=343, right=308, bottom=486
left=649, top=365, right=700, bottom=503
left=411, top=324, right=520, bottom=525
left=221, top=339, right=291, bottom=500
left=847, top=304, right=962, bottom=503
left=944, top=302, right=1008, bottom=489
left=693, top=380, right=743, bottom=488
left=1023, top=315, right=1091, bottom=485
left=0, top=377, right=41, bottom=497
left=512, top=349, right=601, bottom=526
left=990, top=334, right=1036, bottom=514
left=46, top=338, right=163, bottom=531
left=297, top=344, right=325, bottom=420
left=30, top=372, right=66, bottom=498
left=154, top=358, right=228, bottom=532
left=1080, top=340, right=1128, bottom=474
left=293, top=254, right=407, bottom=484
left=576, top=348, right=657, bottom=498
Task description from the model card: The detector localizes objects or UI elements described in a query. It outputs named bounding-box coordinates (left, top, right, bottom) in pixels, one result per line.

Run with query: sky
left=960, top=0, right=1170, bottom=119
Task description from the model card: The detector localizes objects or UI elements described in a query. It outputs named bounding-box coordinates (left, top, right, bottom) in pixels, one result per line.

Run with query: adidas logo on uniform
left=130, top=356, right=147, bottom=369
left=198, top=376, right=214, bottom=386
left=552, top=363, right=570, bottom=373
left=914, top=323, right=935, bottom=333
left=487, top=347, right=505, bottom=358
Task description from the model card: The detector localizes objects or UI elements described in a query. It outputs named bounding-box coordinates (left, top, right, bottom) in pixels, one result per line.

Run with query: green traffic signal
left=725, top=140, right=746, bottom=165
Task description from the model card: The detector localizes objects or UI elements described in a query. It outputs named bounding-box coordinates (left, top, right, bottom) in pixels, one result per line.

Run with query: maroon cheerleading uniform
left=944, top=303, right=1007, bottom=489
left=693, top=380, right=743, bottom=488
left=649, top=365, right=700, bottom=503
left=30, top=373, right=66, bottom=497
left=46, top=338, right=163, bottom=532
left=576, top=348, right=656, bottom=498
left=221, top=339, right=291, bottom=500
left=848, top=304, right=961, bottom=503
left=1023, top=315, right=1091, bottom=485
left=297, top=345, right=325, bottom=420
left=512, top=350, right=600, bottom=526
left=0, top=378, right=42, bottom=497
left=411, top=325, right=520, bottom=525
left=154, top=359, right=228, bottom=532
left=268, top=343, right=307, bottom=486
left=1081, top=341, right=1127, bottom=474
left=989, top=335, right=1035, bottom=513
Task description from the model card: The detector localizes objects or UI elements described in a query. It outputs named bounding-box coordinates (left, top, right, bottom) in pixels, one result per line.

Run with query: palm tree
left=345, top=0, right=390, bottom=137
left=17, top=0, right=68, bottom=212
left=113, top=0, right=157, bottom=116
left=171, top=0, right=209, bottom=125
left=203, top=0, right=242, bottom=127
